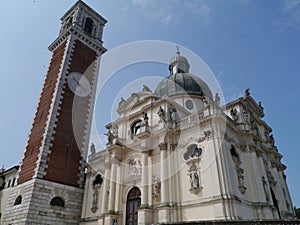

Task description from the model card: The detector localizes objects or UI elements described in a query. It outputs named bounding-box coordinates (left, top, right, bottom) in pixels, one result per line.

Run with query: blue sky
left=0, top=0, right=299, bottom=207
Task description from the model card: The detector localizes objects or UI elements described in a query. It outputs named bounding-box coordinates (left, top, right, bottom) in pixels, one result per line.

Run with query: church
left=0, top=1, right=296, bottom=225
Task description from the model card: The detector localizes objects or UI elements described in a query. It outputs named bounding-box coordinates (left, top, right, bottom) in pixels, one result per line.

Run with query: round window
left=185, top=100, right=194, bottom=110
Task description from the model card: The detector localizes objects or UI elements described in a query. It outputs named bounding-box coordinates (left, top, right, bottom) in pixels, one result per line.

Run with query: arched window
left=184, top=144, right=202, bottom=160
left=84, top=17, right=93, bottom=35
left=126, top=187, right=141, bottom=225
left=14, top=195, right=22, bottom=206
left=131, top=120, right=142, bottom=140
left=93, top=174, right=103, bottom=187
left=50, top=196, right=65, bottom=207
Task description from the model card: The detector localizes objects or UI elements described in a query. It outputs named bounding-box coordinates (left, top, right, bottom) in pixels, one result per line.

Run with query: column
left=101, top=161, right=111, bottom=215
left=159, top=143, right=168, bottom=204
left=158, top=143, right=170, bottom=223
left=141, top=151, right=149, bottom=207
left=108, top=155, right=118, bottom=213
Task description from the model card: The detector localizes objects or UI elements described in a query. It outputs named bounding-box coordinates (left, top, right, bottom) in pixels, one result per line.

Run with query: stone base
left=158, top=206, right=171, bottom=223
left=103, top=213, right=119, bottom=225
left=138, top=207, right=152, bottom=225
left=1, top=178, right=84, bottom=224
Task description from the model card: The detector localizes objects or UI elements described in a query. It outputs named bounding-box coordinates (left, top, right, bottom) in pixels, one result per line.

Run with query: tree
left=294, top=207, right=300, bottom=219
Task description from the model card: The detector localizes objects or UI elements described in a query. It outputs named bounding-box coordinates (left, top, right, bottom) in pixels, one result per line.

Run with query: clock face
left=67, top=72, right=91, bottom=97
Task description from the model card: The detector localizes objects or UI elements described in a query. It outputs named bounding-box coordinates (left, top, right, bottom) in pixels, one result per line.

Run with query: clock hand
left=72, top=77, right=80, bottom=85
left=72, top=77, right=87, bottom=92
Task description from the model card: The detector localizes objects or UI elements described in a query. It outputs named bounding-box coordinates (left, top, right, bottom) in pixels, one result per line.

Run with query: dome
left=155, top=49, right=213, bottom=99
left=154, top=73, right=213, bottom=99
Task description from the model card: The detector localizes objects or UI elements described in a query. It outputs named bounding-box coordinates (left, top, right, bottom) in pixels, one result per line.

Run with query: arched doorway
left=126, top=187, right=141, bottom=225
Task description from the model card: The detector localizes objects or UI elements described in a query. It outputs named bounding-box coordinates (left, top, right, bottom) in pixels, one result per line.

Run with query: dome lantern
left=169, top=46, right=190, bottom=75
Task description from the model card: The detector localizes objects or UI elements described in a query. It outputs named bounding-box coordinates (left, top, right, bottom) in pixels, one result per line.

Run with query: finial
left=176, top=45, right=180, bottom=55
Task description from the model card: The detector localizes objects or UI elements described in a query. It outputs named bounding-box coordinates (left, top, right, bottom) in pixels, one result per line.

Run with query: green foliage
left=294, top=207, right=300, bottom=219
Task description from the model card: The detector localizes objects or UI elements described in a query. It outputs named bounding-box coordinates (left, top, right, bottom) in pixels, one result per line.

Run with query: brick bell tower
left=2, top=1, right=106, bottom=224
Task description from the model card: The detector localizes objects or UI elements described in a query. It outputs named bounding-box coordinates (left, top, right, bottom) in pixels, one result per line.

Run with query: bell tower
left=2, top=1, right=106, bottom=224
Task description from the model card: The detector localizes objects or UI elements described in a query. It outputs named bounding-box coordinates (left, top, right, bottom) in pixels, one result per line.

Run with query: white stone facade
left=80, top=53, right=295, bottom=225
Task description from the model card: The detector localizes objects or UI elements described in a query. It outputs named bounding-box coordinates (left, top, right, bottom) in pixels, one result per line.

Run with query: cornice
left=48, top=27, right=106, bottom=54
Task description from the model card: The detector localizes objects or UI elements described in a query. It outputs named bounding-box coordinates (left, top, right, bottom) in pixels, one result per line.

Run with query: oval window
left=185, top=100, right=194, bottom=110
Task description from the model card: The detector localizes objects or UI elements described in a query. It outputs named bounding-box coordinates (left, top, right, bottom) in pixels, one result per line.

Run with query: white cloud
left=161, top=13, right=172, bottom=25
left=275, top=0, right=300, bottom=30
left=283, top=0, right=300, bottom=11
left=131, top=0, right=211, bottom=25
left=184, top=1, right=210, bottom=19
left=132, top=0, right=153, bottom=10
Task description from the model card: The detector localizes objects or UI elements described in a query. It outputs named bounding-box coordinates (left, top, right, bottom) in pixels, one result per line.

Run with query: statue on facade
left=269, top=134, right=275, bottom=146
left=169, top=108, right=177, bottom=128
left=105, top=130, right=114, bottom=145
left=142, top=84, right=151, bottom=92
left=258, top=101, right=264, bottom=112
left=203, top=96, right=209, bottom=107
left=242, top=110, right=249, bottom=124
left=157, top=106, right=165, bottom=122
left=188, top=163, right=201, bottom=194
left=90, top=143, right=96, bottom=154
left=142, top=111, right=149, bottom=123
left=190, top=170, right=199, bottom=189
left=118, top=97, right=126, bottom=112
left=244, top=88, right=250, bottom=96
left=152, top=176, right=161, bottom=200
left=250, top=118, right=260, bottom=137
left=91, top=189, right=99, bottom=213
left=112, top=124, right=119, bottom=137
left=215, top=93, right=220, bottom=106
left=230, top=108, right=238, bottom=121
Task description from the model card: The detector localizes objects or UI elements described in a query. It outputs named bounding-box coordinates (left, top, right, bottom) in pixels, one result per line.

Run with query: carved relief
left=262, top=176, right=270, bottom=202
left=263, top=159, right=277, bottom=186
left=230, top=146, right=247, bottom=194
left=152, top=176, right=161, bottom=200
left=158, top=143, right=167, bottom=151
left=250, top=118, right=260, bottom=137
left=128, top=158, right=142, bottom=177
left=198, top=130, right=212, bottom=142
left=242, top=111, right=249, bottom=124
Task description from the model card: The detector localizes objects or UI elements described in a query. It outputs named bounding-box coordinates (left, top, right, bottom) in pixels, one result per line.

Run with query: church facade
left=0, top=1, right=296, bottom=225
left=80, top=51, right=295, bottom=225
